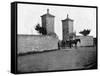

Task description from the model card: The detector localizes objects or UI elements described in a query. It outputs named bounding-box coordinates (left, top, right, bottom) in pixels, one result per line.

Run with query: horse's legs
left=58, top=43, right=60, bottom=50
left=75, top=43, right=77, bottom=48
left=69, top=43, right=71, bottom=48
left=70, top=43, right=72, bottom=48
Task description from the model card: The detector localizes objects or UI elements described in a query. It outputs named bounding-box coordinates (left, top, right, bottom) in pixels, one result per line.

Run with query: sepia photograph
left=11, top=2, right=97, bottom=74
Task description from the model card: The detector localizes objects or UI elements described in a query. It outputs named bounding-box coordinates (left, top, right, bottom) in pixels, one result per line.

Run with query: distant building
left=62, top=14, right=75, bottom=41
left=41, top=9, right=55, bottom=35
left=76, top=36, right=94, bottom=47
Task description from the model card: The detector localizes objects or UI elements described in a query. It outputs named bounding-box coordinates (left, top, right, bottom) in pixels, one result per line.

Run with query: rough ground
left=18, top=47, right=97, bottom=73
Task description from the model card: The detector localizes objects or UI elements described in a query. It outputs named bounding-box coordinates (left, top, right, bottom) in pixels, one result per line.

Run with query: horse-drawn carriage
left=58, top=38, right=81, bottom=49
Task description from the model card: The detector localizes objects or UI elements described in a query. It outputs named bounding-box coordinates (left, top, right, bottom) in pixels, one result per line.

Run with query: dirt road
left=18, top=47, right=97, bottom=73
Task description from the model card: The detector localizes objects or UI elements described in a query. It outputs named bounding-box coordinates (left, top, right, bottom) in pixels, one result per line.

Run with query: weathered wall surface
left=18, top=35, right=59, bottom=54
left=68, top=21, right=73, bottom=33
left=76, top=36, right=93, bottom=47
left=62, top=21, right=69, bottom=41
left=46, top=17, right=54, bottom=34
left=62, top=19, right=74, bottom=41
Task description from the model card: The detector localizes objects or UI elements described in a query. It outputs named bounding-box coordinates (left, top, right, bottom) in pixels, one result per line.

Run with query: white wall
left=18, top=35, right=58, bottom=54
left=0, top=0, right=99, bottom=76
left=77, top=36, right=93, bottom=46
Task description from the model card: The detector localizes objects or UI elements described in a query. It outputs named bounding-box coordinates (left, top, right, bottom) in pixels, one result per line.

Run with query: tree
left=79, top=29, right=91, bottom=36
left=35, top=24, right=47, bottom=35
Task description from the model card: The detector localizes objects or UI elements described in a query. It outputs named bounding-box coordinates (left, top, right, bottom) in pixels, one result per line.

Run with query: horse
left=58, top=39, right=81, bottom=49
left=58, top=40, right=66, bottom=49
left=69, top=39, right=81, bottom=48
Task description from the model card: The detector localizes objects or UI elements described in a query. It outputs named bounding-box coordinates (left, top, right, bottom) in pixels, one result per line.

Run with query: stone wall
left=18, top=35, right=59, bottom=54
left=68, top=21, right=73, bottom=33
left=62, top=20, right=74, bottom=41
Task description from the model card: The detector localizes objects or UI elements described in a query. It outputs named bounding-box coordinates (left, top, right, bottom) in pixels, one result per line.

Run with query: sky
left=18, top=4, right=96, bottom=40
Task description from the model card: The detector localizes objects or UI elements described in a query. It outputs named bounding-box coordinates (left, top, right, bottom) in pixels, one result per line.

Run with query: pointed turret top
left=62, top=14, right=73, bottom=21
left=47, top=9, right=49, bottom=14
left=67, top=14, right=69, bottom=19
left=41, top=9, right=55, bottom=17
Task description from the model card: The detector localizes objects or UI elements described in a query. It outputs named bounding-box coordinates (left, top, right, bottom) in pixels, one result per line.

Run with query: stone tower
left=41, top=9, right=55, bottom=35
left=62, top=14, right=74, bottom=41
